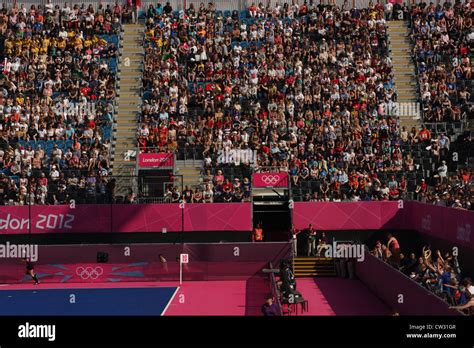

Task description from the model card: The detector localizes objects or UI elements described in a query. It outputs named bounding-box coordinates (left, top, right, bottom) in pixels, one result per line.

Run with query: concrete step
left=387, top=21, right=409, bottom=27
left=393, top=67, right=414, bottom=72
left=116, top=125, right=137, bottom=131
left=118, top=94, right=140, bottom=99
left=119, top=53, right=143, bottom=59
left=113, top=23, right=143, bottom=178
left=121, top=45, right=143, bottom=50
left=115, top=116, right=138, bottom=121
left=120, top=71, right=142, bottom=77
left=118, top=81, right=142, bottom=86
left=396, top=88, right=417, bottom=93
left=389, top=38, right=410, bottom=43
left=118, top=68, right=142, bottom=73
left=393, top=71, right=415, bottom=76
left=122, top=36, right=143, bottom=42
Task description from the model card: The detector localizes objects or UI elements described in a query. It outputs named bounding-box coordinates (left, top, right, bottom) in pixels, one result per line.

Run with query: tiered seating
left=0, top=3, right=123, bottom=205
left=411, top=1, right=473, bottom=124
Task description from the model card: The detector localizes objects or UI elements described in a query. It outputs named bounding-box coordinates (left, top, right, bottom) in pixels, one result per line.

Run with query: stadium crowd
left=0, top=2, right=122, bottom=205
left=163, top=169, right=253, bottom=203
left=371, top=238, right=474, bottom=315
left=411, top=0, right=473, bottom=123
left=139, top=1, right=472, bottom=207
left=0, top=1, right=471, bottom=206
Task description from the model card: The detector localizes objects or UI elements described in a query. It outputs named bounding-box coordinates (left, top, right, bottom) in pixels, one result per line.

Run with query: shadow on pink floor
left=294, top=277, right=392, bottom=316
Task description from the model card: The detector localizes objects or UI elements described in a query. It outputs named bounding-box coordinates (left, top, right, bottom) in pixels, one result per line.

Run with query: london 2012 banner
left=138, top=153, right=174, bottom=167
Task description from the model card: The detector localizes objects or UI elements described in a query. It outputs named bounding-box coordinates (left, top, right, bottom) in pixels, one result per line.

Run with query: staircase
left=176, top=160, right=203, bottom=189
left=387, top=20, right=421, bottom=130
left=112, top=23, right=143, bottom=197
left=293, top=257, right=336, bottom=277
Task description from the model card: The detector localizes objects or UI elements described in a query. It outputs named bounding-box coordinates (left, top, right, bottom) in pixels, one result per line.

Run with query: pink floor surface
left=165, top=278, right=268, bottom=316
left=0, top=277, right=391, bottom=316
left=294, top=278, right=391, bottom=316
left=0, top=279, right=268, bottom=316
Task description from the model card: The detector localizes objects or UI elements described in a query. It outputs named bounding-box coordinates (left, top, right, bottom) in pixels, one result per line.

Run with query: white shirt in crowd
left=438, top=163, right=448, bottom=177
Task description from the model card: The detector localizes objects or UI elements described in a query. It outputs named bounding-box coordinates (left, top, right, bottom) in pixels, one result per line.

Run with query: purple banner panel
left=184, top=203, right=252, bottom=232
left=112, top=204, right=182, bottom=233
left=403, top=201, right=474, bottom=250
left=0, top=206, right=29, bottom=234
left=293, top=201, right=403, bottom=231
left=356, top=252, right=462, bottom=316
left=30, top=205, right=111, bottom=234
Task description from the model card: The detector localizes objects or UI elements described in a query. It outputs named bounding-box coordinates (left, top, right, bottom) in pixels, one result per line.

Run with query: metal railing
left=5, top=0, right=423, bottom=13
left=268, top=262, right=284, bottom=316
left=0, top=175, right=182, bottom=206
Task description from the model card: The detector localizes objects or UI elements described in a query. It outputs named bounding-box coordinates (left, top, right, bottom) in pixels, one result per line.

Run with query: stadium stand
left=136, top=1, right=472, bottom=207
left=0, top=0, right=471, bottom=321
left=0, top=2, right=122, bottom=205
left=0, top=0, right=470, bottom=207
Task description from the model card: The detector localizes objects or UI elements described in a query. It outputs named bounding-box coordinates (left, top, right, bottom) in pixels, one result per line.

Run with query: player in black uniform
left=22, top=258, right=39, bottom=285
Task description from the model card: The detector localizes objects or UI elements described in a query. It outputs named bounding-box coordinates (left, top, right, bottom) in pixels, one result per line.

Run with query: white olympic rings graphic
left=76, top=266, right=104, bottom=280
left=261, top=175, right=281, bottom=185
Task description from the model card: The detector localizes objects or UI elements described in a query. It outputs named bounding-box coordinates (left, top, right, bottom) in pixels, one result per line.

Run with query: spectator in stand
left=132, top=1, right=472, bottom=205
left=373, top=238, right=471, bottom=312
left=411, top=0, right=473, bottom=124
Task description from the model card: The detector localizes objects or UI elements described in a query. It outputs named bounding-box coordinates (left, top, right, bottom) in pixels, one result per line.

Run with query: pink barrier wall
left=31, top=205, right=111, bottom=234
left=293, top=201, right=474, bottom=251
left=0, top=203, right=252, bottom=234
left=1, top=202, right=472, bottom=245
left=112, top=204, right=182, bottom=233
left=0, top=206, right=29, bottom=234
left=0, top=205, right=112, bottom=234
left=293, top=201, right=404, bottom=231
left=403, top=201, right=474, bottom=250
left=356, top=252, right=462, bottom=316
left=0, top=243, right=291, bottom=284
left=184, top=203, right=252, bottom=231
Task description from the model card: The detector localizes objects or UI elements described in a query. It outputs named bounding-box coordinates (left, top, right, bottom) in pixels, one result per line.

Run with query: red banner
left=138, top=153, right=174, bottom=167
left=252, top=172, right=289, bottom=187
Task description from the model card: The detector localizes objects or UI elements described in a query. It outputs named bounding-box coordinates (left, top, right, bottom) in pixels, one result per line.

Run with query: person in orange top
left=349, top=174, right=359, bottom=192
left=460, top=169, right=471, bottom=185
left=417, top=126, right=431, bottom=143
left=253, top=223, right=264, bottom=242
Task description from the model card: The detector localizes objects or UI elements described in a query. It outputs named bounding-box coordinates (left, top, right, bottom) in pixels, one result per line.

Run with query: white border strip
left=161, top=286, right=180, bottom=316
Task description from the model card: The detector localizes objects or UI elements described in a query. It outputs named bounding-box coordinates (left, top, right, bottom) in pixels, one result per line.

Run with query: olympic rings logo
left=76, top=266, right=104, bottom=280
left=261, top=175, right=281, bottom=185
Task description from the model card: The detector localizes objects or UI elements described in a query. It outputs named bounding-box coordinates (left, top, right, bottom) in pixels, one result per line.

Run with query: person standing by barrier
left=450, top=291, right=474, bottom=315
left=316, top=232, right=329, bottom=257
left=290, top=224, right=299, bottom=256
left=387, top=233, right=401, bottom=266
left=307, top=224, right=317, bottom=256
left=253, top=223, right=264, bottom=242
